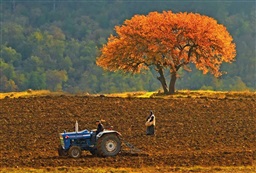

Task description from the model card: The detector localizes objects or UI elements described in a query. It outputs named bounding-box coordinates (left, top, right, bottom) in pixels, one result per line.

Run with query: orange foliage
left=96, top=11, right=236, bottom=77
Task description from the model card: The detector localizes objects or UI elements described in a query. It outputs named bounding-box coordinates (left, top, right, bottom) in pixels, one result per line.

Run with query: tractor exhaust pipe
left=75, top=120, right=78, bottom=133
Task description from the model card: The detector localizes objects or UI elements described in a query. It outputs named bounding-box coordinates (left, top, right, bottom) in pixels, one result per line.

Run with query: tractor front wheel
left=96, top=134, right=121, bottom=157
left=68, top=146, right=82, bottom=158
left=58, top=146, right=68, bottom=157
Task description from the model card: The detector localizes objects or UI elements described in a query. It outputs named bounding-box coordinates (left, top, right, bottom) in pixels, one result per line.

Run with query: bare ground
left=0, top=94, right=255, bottom=169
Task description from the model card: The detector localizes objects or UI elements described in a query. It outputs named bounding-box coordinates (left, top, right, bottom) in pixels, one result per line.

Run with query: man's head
left=96, top=120, right=101, bottom=124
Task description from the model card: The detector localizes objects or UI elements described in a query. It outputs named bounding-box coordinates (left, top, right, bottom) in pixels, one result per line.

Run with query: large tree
left=96, top=11, right=236, bottom=94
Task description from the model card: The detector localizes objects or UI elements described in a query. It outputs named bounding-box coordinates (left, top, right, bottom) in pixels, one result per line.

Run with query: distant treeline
left=0, top=1, right=255, bottom=93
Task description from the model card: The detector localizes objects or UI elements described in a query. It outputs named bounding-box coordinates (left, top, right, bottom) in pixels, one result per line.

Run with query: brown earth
left=0, top=94, right=255, bottom=169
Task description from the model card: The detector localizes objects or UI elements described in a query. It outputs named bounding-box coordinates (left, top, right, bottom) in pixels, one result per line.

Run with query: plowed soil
left=0, top=94, right=255, bottom=169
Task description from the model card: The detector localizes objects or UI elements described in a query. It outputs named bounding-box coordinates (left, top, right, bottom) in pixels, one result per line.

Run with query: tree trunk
left=169, top=72, right=177, bottom=94
left=156, top=67, right=168, bottom=94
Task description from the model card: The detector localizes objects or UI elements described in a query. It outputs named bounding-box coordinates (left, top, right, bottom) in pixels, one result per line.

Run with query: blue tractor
left=58, top=122, right=122, bottom=158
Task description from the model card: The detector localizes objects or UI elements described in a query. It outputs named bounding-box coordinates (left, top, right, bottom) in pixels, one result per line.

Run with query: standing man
left=145, top=111, right=155, bottom=135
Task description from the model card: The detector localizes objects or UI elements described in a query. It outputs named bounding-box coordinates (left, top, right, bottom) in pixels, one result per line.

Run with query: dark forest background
left=0, top=0, right=255, bottom=93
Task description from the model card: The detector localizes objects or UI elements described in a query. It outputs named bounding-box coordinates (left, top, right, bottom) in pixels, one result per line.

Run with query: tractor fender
left=96, top=130, right=122, bottom=139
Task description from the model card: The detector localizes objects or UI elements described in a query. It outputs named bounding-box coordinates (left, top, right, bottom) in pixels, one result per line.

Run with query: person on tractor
left=90, top=120, right=105, bottom=146
left=96, top=120, right=104, bottom=135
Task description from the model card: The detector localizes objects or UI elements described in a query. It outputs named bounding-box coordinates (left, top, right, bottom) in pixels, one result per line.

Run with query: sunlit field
left=1, top=166, right=256, bottom=173
left=1, top=89, right=255, bottom=99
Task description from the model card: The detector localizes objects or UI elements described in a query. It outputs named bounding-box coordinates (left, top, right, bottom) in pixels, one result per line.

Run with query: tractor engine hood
left=60, top=129, right=92, bottom=139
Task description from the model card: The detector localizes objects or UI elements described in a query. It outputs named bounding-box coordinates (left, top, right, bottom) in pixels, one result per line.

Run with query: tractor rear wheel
left=68, top=146, right=82, bottom=158
left=96, top=134, right=121, bottom=157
